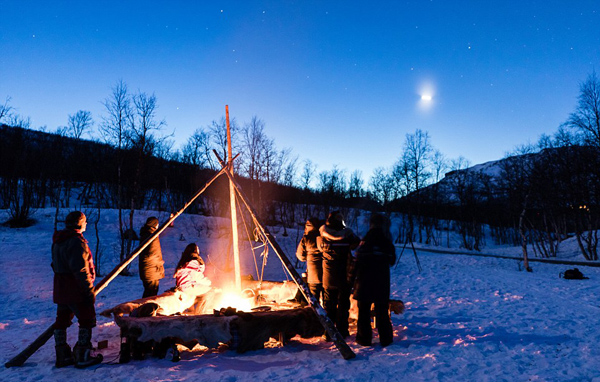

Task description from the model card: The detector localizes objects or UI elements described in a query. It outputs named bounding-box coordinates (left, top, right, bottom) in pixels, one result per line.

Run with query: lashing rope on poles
left=234, top=191, right=269, bottom=287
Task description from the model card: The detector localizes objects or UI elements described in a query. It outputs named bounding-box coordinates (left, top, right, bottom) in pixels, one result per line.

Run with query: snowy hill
left=1, top=208, right=600, bottom=381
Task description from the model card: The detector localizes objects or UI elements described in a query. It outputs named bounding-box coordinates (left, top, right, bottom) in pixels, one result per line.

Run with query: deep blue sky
left=1, top=1, right=599, bottom=180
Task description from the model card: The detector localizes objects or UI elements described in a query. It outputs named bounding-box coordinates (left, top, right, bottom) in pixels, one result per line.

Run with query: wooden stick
left=4, top=326, right=55, bottom=368
left=5, top=167, right=226, bottom=368
left=213, top=153, right=356, bottom=360
left=226, top=105, right=242, bottom=291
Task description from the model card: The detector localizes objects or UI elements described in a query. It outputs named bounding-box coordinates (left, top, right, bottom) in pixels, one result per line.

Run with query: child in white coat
left=174, top=243, right=213, bottom=314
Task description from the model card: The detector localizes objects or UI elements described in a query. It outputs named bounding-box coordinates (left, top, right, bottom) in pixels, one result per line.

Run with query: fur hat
left=145, top=217, right=159, bottom=227
left=65, top=211, right=86, bottom=230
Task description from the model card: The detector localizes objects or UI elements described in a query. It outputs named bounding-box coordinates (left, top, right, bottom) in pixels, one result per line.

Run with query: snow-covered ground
left=1, top=208, right=600, bottom=381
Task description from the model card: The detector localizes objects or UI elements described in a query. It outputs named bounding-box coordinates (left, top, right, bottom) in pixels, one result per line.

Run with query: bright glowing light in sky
left=418, top=81, right=436, bottom=111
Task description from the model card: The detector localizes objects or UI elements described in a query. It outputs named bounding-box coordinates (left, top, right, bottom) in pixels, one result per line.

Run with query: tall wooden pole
left=227, top=105, right=242, bottom=291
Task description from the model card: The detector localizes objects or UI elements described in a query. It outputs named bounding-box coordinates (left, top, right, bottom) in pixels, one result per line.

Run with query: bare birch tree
left=209, top=117, right=239, bottom=170
left=564, top=71, right=600, bottom=147
left=0, top=96, right=14, bottom=122
left=181, top=128, right=212, bottom=168
left=67, top=110, right=93, bottom=139
left=347, top=170, right=364, bottom=198
left=300, top=159, right=316, bottom=190
left=100, top=80, right=133, bottom=264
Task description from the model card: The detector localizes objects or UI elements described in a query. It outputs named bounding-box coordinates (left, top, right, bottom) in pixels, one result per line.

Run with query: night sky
left=1, top=1, right=599, bottom=180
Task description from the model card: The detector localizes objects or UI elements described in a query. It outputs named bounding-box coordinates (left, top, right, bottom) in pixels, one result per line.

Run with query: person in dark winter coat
left=317, top=211, right=360, bottom=338
left=52, top=211, right=103, bottom=368
left=139, top=217, right=165, bottom=298
left=353, top=213, right=396, bottom=347
left=296, top=218, right=324, bottom=302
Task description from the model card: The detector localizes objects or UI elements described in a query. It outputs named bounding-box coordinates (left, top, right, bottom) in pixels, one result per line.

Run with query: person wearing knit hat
left=51, top=211, right=103, bottom=368
left=139, top=217, right=165, bottom=298
left=65, top=211, right=87, bottom=230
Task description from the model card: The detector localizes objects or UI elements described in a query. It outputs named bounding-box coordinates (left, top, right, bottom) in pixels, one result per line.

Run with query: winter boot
left=73, top=327, right=103, bottom=369
left=55, top=344, right=75, bottom=368
left=54, top=329, right=74, bottom=368
left=164, top=342, right=180, bottom=362
left=73, top=344, right=103, bottom=369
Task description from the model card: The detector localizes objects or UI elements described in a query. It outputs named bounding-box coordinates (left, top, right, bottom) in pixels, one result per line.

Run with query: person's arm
left=67, top=237, right=95, bottom=301
left=296, top=238, right=307, bottom=262
left=316, top=236, right=324, bottom=252
left=189, top=267, right=212, bottom=295
left=386, top=239, right=397, bottom=266
left=348, top=232, right=361, bottom=250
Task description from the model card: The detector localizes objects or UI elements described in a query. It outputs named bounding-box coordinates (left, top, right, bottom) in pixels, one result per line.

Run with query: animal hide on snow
left=241, top=279, right=298, bottom=304
left=116, top=314, right=235, bottom=349
left=115, top=308, right=323, bottom=353
left=100, top=289, right=181, bottom=317
left=233, top=307, right=323, bottom=353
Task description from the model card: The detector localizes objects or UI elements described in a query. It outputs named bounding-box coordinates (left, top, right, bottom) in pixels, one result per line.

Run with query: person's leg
left=374, top=301, right=393, bottom=347
left=355, top=300, right=373, bottom=346
left=323, top=288, right=339, bottom=322
left=72, top=302, right=103, bottom=368
left=322, top=288, right=339, bottom=340
left=142, top=280, right=159, bottom=298
left=53, top=304, right=75, bottom=367
left=336, top=287, right=351, bottom=338
left=309, top=283, right=323, bottom=304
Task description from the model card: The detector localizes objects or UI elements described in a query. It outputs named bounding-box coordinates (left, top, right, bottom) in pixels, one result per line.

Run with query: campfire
left=213, top=288, right=256, bottom=313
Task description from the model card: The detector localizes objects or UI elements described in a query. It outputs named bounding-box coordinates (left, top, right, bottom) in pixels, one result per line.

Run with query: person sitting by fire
left=296, top=217, right=324, bottom=303
left=131, top=243, right=213, bottom=318
left=174, top=243, right=213, bottom=314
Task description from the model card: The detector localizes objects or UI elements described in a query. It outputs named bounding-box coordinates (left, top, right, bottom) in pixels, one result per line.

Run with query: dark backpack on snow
left=560, top=268, right=588, bottom=280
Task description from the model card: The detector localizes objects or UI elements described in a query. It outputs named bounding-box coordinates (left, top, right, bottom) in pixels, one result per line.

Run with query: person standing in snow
left=296, top=217, right=324, bottom=302
left=174, top=243, right=213, bottom=314
left=318, top=211, right=360, bottom=338
left=51, top=211, right=103, bottom=368
left=139, top=217, right=165, bottom=298
left=352, top=213, right=396, bottom=347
